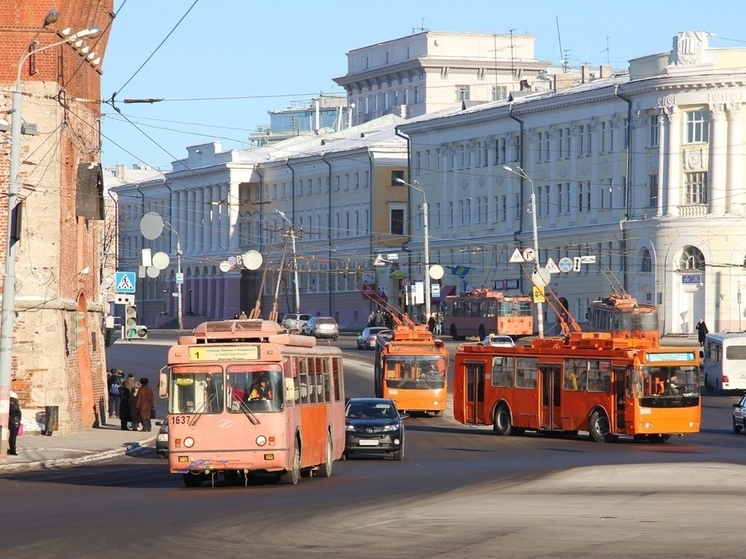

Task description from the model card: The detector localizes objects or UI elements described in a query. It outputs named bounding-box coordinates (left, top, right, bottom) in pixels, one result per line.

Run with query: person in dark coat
left=118, top=385, right=132, bottom=430
left=696, top=319, right=709, bottom=346
left=8, top=391, right=21, bottom=455
left=135, top=377, right=155, bottom=432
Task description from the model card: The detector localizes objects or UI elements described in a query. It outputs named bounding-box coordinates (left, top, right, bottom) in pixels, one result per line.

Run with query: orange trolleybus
left=159, top=319, right=345, bottom=487
left=586, top=293, right=660, bottom=347
left=453, top=332, right=701, bottom=443
left=442, top=288, right=533, bottom=341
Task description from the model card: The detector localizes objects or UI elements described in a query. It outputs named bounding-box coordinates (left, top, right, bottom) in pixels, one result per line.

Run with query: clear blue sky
left=101, top=0, right=746, bottom=169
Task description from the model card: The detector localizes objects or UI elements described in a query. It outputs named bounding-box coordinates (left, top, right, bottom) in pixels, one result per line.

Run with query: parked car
left=356, top=326, right=389, bottom=350
left=343, top=397, right=407, bottom=460
left=733, top=395, right=746, bottom=433
left=155, top=420, right=168, bottom=458
left=482, top=334, right=516, bottom=347
left=302, top=316, right=339, bottom=340
left=281, top=313, right=312, bottom=332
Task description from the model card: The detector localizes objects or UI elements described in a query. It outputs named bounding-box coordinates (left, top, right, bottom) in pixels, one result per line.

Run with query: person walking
left=107, top=369, right=121, bottom=418
left=134, top=377, right=155, bottom=432
left=696, top=319, right=709, bottom=347
left=129, top=382, right=141, bottom=431
left=118, top=384, right=132, bottom=430
left=8, top=391, right=21, bottom=455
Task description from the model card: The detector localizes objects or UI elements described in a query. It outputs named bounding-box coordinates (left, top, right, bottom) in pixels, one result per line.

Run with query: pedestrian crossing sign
left=114, top=271, right=136, bottom=294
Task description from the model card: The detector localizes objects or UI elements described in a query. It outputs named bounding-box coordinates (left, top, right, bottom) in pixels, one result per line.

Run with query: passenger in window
left=249, top=375, right=273, bottom=400
left=565, top=370, right=578, bottom=391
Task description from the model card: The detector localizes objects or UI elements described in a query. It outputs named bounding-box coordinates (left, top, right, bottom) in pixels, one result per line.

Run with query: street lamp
left=276, top=210, right=300, bottom=314
left=0, top=14, right=101, bottom=457
left=163, top=221, right=184, bottom=330
left=503, top=165, right=544, bottom=338
left=395, top=178, right=431, bottom=321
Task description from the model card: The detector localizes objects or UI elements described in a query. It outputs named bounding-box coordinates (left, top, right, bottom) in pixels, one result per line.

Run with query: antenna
left=601, top=36, right=611, bottom=66
left=556, top=17, right=567, bottom=72
left=509, top=28, right=515, bottom=77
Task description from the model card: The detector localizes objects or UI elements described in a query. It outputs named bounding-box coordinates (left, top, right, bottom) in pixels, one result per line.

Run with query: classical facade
left=0, top=2, right=112, bottom=435
left=398, top=31, right=746, bottom=334
left=113, top=116, right=408, bottom=331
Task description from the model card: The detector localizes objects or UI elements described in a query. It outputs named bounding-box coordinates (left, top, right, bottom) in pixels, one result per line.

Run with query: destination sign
left=644, top=352, right=696, bottom=363
left=189, top=345, right=259, bottom=361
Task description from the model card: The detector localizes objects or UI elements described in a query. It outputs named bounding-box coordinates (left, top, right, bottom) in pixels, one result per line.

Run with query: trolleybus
left=586, top=293, right=659, bottom=347
left=159, top=319, right=345, bottom=487
left=442, top=288, right=533, bottom=341
left=453, top=332, right=701, bottom=443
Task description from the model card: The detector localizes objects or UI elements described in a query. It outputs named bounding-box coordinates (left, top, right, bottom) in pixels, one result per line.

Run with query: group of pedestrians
left=107, top=369, right=155, bottom=432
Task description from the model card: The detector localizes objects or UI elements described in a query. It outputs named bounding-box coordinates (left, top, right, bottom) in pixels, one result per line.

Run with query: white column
left=709, top=103, right=727, bottom=216
left=211, top=185, right=221, bottom=249
left=727, top=101, right=743, bottom=214
left=228, top=182, right=240, bottom=250
left=664, top=107, right=681, bottom=217
left=657, top=113, right=666, bottom=217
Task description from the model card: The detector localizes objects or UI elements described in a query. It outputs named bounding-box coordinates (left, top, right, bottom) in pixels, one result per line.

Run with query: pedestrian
left=119, top=384, right=132, bottom=430
left=123, top=373, right=136, bottom=389
left=129, top=382, right=141, bottom=431
left=696, top=319, right=709, bottom=346
left=427, top=315, right=436, bottom=333
left=239, top=310, right=248, bottom=320
left=135, top=377, right=155, bottom=432
left=8, top=391, right=21, bottom=455
left=107, top=369, right=121, bottom=418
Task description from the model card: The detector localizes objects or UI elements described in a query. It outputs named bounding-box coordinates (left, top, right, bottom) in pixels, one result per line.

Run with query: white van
left=703, top=332, right=746, bottom=394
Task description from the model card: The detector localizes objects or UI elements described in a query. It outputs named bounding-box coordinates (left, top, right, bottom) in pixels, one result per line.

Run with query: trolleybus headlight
left=256, top=435, right=267, bottom=446
left=183, top=437, right=195, bottom=448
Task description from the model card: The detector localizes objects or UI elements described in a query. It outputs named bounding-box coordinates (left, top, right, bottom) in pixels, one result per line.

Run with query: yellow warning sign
left=532, top=286, right=545, bottom=303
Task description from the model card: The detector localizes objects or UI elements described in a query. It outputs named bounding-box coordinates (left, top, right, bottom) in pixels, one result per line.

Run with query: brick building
left=0, top=1, right=112, bottom=435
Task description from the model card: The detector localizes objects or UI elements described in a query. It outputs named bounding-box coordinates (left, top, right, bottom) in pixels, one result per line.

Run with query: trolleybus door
left=464, top=362, right=485, bottom=424
left=539, top=365, right=562, bottom=430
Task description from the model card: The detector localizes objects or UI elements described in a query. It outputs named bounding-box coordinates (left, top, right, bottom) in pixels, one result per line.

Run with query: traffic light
left=124, top=304, right=148, bottom=339
left=74, top=311, right=87, bottom=347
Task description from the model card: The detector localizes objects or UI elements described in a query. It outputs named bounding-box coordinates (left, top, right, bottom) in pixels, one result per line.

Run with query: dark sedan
left=344, top=397, right=407, bottom=460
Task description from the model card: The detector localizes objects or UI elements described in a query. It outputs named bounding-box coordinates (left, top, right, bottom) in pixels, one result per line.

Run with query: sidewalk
left=0, top=419, right=157, bottom=473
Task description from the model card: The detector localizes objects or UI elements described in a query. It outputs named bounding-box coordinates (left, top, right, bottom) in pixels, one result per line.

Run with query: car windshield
left=346, top=401, right=397, bottom=419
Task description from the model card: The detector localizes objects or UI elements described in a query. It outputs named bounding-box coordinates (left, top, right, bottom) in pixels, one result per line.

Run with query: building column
left=709, top=101, right=727, bottom=216
left=228, top=182, right=240, bottom=250
left=727, top=100, right=743, bottom=214
left=663, top=105, right=681, bottom=217
left=656, top=112, right=666, bottom=217
left=211, top=185, right=221, bottom=250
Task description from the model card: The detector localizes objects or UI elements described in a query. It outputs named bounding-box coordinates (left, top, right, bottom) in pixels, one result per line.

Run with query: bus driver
left=249, top=375, right=273, bottom=400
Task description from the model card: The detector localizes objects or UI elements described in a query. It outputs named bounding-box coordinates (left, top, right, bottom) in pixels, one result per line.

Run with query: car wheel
left=733, top=418, right=742, bottom=434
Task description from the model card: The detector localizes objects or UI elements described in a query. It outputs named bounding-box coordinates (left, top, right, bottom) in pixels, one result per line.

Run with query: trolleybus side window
left=564, top=358, right=587, bottom=391
left=587, top=360, right=612, bottom=393
left=516, top=357, right=538, bottom=389
left=491, top=356, right=515, bottom=387
left=332, top=357, right=343, bottom=401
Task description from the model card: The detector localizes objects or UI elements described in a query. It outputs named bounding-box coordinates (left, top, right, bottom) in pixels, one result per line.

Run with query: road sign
left=386, top=253, right=399, bottom=261
left=573, top=257, right=582, bottom=272
left=558, top=257, right=573, bottom=273
left=532, top=285, right=545, bottom=303
left=545, top=258, right=561, bottom=274
left=176, top=272, right=184, bottom=284
left=522, top=248, right=536, bottom=262
left=509, top=248, right=525, bottom=263
left=373, top=254, right=386, bottom=266
left=114, top=271, right=136, bottom=294
left=580, top=255, right=597, bottom=264
left=114, top=294, right=134, bottom=305
left=531, top=268, right=551, bottom=287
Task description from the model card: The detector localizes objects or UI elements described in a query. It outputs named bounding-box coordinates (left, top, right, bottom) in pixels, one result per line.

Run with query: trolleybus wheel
left=183, top=472, right=204, bottom=488
left=317, top=433, right=334, bottom=478
left=280, top=440, right=301, bottom=485
left=589, top=410, right=615, bottom=443
left=493, top=404, right=513, bottom=436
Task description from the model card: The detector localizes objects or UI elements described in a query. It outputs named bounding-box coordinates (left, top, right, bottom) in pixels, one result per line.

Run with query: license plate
left=359, top=439, right=379, bottom=446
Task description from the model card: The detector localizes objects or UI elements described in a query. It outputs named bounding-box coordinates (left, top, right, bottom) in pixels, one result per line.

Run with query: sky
left=100, top=0, right=746, bottom=170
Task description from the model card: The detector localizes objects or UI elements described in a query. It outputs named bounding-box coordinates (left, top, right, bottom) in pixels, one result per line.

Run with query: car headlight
left=381, top=424, right=399, bottom=432
left=345, top=424, right=356, bottom=431
left=256, top=435, right=267, bottom=446
left=183, top=437, right=195, bottom=448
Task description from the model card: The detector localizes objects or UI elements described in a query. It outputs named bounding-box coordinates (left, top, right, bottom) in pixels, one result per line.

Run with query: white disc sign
left=152, top=251, right=170, bottom=270
left=531, top=267, right=552, bottom=287
left=429, top=264, right=445, bottom=280
left=242, top=250, right=263, bottom=270
left=146, top=265, right=160, bottom=278
left=219, top=261, right=231, bottom=273
left=140, top=212, right=164, bottom=240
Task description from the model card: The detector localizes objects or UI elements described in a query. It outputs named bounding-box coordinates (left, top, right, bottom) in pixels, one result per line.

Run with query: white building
left=398, top=31, right=746, bottom=334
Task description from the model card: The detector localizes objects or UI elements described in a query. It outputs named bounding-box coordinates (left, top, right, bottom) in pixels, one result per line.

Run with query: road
left=2, top=331, right=745, bottom=558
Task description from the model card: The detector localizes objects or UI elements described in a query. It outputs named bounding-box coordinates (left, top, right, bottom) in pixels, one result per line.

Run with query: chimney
left=581, top=65, right=591, bottom=84
left=115, top=164, right=125, bottom=179
left=553, top=73, right=575, bottom=92
left=599, top=65, right=613, bottom=78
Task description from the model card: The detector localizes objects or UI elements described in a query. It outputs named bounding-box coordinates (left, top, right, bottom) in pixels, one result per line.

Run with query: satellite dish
left=219, top=261, right=231, bottom=273
left=429, top=264, right=445, bottom=280
left=242, top=250, right=263, bottom=270
left=152, top=251, right=170, bottom=270
left=532, top=267, right=552, bottom=287
left=146, top=265, right=160, bottom=278
left=140, top=212, right=164, bottom=240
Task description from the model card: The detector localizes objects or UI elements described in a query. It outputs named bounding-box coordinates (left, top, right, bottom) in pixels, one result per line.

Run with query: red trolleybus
left=159, top=319, right=345, bottom=487
left=587, top=293, right=660, bottom=347
left=374, top=325, right=449, bottom=415
left=453, top=332, right=701, bottom=443
left=442, top=288, right=533, bottom=341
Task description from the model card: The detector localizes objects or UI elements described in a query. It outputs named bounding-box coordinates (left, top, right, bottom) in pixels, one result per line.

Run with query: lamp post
left=395, top=178, right=431, bottom=321
left=276, top=210, right=300, bottom=313
left=0, top=15, right=101, bottom=457
left=503, top=166, right=544, bottom=338
left=163, top=222, right=184, bottom=330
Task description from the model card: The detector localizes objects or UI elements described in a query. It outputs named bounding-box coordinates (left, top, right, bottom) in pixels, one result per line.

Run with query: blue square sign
left=114, top=271, right=136, bottom=294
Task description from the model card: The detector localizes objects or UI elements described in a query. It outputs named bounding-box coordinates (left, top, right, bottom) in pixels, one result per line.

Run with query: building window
left=578, top=183, right=583, bottom=212
left=557, top=184, right=563, bottom=215
left=607, top=179, right=613, bottom=209
left=492, top=85, right=507, bottom=101
left=578, top=125, right=584, bottom=157
left=355, top=172, right=360, bottom=188
left=415, top=151, right=421, bottom=175
left=425, top=150, right=431, bottom=173
left=641, top=249, right=652, bottom=272
left=684, top=172, right=708, bottom=204
left=587, top=181, right=592, bottom=212
left=435, top=202, right=441, bottom=228
left=390, top=208, right=404, bottom=235
left=456, top=85, right=470, bottom=101
left=586, top=126, right=592, bottom=156
left=686, top=110, right=710, bottom=143
left=391, top=170, right=404, bottom=186
left=557, top=128, right=564, bottom=161
left=677, top=246, right=705, bottom=271
left=600, top=121, right=606, bottom=153
left=543, top=132, right=550, bottom=162
left=448, top=201, right=454, bottom=227
left=565, top=127, right=571, bottom=158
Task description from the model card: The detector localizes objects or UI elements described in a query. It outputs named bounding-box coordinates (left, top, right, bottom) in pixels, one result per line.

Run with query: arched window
left=677, top=246, right=705, bottom=271
left=641, top=248, right=652, bottom=272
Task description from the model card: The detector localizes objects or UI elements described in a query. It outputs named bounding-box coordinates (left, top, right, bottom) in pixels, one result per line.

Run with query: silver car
left=281, top=313, right=312, bottom=332
left=303, top=316, right=339, bottom=340
left=482, top=334, right=516, bottom=347
left=357, top=326, right=389, bottom=349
